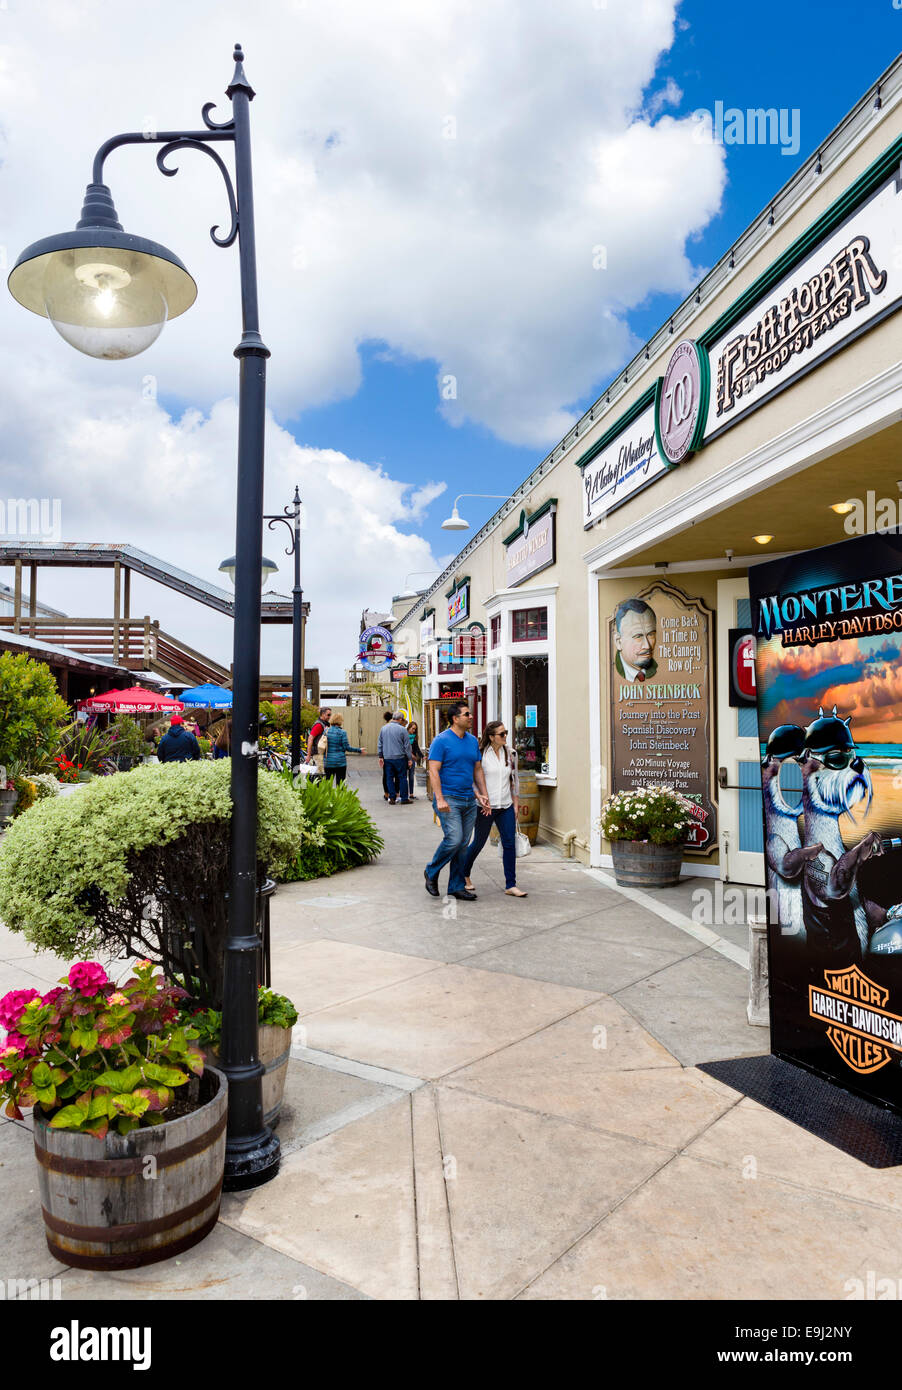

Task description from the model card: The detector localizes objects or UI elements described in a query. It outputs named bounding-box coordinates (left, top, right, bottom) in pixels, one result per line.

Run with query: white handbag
left=500, top=831, right=531, bottom=859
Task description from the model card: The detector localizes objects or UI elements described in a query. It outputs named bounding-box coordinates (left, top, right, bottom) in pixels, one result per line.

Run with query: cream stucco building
left=390, top=54, right=902, bottom=885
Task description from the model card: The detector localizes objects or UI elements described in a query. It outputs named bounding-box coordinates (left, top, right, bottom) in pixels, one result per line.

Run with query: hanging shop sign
left=581, top=400, right=667, bottom=527
left=504, top=501, right=557, bottom=586
left=749, top=529, right=902, bottom=1114
left=704, top=169, right=901, bottom=439
left=447, top=579, right=470, bottom=627
left=728, top=628, right=757, bottom=708
left=419, top=610, right=435, bottom=650
left=407, top=658, right=427, bottom=677
left=357, top=624, right=394, bottom=671
left=608, top=580, right=716, bottom=854
left=390, top=665, right=408, bottom=682
left=453, top=621, right=486, bottom=664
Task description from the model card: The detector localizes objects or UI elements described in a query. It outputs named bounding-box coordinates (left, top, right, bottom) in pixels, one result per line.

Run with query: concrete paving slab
left=0, top=1120, right=69, bottom=1282
left=51, top=1220, right=368, bottom=1300
left=436, top=1087, right=669, bottom=1300
left=277, top=939, right=442, bottom=1017
left=306, top=909, right=541, bottom=965
left=411, top=1086, right=458, bottom=1299
left=518, top=1153, right=902, bottom=1300
left=274, top=1056, right=408, bottom=1156
left=685, top=1096, right=902, bottom=1213
left=220, top=1097, right=418, bottom=1300
left=463, top=922, right=704, bottom=994
left=614, top=948, right=766, bottom=1066
left=300, top=963, right=600, bottom=1079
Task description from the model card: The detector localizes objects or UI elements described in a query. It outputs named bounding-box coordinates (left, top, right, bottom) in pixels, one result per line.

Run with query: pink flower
left=0, top=1068, right=12, bottom=1083
left=41, top=987, right=65, bottom=1007
left=0, top=988, right=41, bottom=1032
left=2, top=1032, right=27, bottom=1054
left=67, top=963, right=108, bottom=997
left=108, top=992, right=128, bottom=1006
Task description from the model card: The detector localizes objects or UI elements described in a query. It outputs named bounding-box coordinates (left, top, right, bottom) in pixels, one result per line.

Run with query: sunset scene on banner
left=756, top=630, right=902, bottom=748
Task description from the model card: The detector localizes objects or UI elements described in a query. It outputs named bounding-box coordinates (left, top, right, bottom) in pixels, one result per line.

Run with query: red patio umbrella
left=79, top=686, right=184, bottom=715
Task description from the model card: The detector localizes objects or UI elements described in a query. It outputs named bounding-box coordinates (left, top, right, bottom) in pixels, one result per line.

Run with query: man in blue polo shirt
left=424, top=701, right=490, bottom=901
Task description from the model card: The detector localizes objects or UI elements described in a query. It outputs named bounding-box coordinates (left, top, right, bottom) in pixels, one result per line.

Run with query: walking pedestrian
left=322, top=712, right=364, bottom=782
left=424, top=701, right=490, bottom=901
left=379, top=710, right=393, bottom=800
left=213, top=719, right=231, bottom=759
left=306, top=707, right=332, bottom=773
left=462, top=721, right=527, bottom=897
left=406, top=719, right=423, bottom=799
left=156, top=714, right=202, bottom=763
left=378, top=711, right=414, bottom=803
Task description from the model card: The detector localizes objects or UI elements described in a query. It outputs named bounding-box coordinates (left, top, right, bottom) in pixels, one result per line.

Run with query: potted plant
left=186, top=985, right=298, bottom=1128
left=0, top=760, right=315, bottom=1009
left=598, top=784, right=697, bottom=888
left=0, top=960, right=226, bottom=1270
left=108, top=714, right=152, bottom=771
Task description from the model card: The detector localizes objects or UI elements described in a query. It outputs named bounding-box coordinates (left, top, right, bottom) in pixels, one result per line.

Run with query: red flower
left=67, top=962, right=109, bottom=997
left=0, top=989, right=41, bottom=1032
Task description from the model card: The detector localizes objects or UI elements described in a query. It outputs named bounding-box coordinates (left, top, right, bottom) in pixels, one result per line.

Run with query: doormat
left=698, top=1054, right=902, bottom=1168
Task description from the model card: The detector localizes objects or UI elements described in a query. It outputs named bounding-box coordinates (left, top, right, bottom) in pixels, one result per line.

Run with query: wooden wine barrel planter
left=207, top=1024, right=291, bottom=1129
left=32, top=1066, right=227, bottom=1271
left=610, top=840, right=683, bottom=888
left=516, top=769, right=541, bottom=844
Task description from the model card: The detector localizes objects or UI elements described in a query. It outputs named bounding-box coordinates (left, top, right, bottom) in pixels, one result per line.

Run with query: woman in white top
left=462, top=721, right=528, bottom=897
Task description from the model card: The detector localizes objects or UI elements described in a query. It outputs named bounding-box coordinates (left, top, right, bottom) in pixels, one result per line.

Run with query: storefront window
left=512, top=607, right=547, bottom=642
left=490, top=614, right=501, bottom=648
left=512, top=655, right=549, bottom=772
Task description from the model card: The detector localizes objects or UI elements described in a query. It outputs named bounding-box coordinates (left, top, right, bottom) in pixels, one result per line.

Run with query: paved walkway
left=3, top=758, right=902, bottom=1299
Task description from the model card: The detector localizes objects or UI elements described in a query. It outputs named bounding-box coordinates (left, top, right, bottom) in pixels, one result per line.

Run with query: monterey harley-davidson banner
left=750, top=531, right=902, bottom=1111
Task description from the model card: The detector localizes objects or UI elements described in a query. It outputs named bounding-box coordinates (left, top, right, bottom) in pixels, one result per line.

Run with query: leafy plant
left=181, top=985, right=299, bottom=1051
left=109, top=715, right=151, bottom=760
left=279, top=773, right=383, bottom=880
left=0, top=960, right=203, bottom=1138
left=598, top=785, right=698, bottom=846
left=0, top=761, right=324, bottom=1007
left=55, top=722, right=120, bottom=774
left=0, top=652, right=69, bottom=770
left=10, top=776, right=37, bottom=817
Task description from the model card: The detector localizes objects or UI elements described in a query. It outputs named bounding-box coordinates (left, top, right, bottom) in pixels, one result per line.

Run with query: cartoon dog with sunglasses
left=798, top=707, right=897, bottom=960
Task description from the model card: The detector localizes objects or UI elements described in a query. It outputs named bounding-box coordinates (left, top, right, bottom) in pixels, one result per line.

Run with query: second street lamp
left=264, top=487, right=305, bottom=777
left=8, top=44, right=280, bottom=1190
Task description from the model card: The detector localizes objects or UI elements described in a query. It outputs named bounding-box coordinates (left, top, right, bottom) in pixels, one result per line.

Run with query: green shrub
left=109, top=715, right=151, bottom=760
left=0, top=652, right=69, bottom=769
left=280, top=774, right=383, bottom=880
left=0, top=762, right=324, bottom=1005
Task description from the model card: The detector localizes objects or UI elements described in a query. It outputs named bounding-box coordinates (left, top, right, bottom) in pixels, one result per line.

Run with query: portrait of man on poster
left=613, top=598, right=658, bottom=681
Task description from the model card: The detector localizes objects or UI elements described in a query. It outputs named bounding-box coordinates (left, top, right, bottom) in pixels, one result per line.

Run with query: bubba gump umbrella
left=79, top=686, right=184, bottom=715
left=177, top=682, right=233, bottom=709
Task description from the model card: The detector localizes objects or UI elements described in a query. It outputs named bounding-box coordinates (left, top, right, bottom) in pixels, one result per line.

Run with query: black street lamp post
left=8, top=44, right=280, bottom=1189
left=265, top=488, right=304, bottom=775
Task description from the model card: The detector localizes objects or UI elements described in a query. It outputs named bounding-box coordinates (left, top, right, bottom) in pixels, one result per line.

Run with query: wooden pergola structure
left=0, top=542, right=310, bottom=694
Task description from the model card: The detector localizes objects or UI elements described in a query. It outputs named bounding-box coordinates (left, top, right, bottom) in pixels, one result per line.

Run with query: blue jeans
left=463, top=803, right=518, bottom=888
left=425, top=795, right=478, bottom=893
left=385, top=757, right=410, bottom=802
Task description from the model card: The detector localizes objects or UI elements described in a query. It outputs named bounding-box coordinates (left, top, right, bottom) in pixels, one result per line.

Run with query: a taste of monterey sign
left=580, top=162, right=902, bottom=528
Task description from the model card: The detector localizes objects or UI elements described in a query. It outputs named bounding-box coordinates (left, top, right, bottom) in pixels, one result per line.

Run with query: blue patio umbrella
left=178, top=682, right=233, bottom=709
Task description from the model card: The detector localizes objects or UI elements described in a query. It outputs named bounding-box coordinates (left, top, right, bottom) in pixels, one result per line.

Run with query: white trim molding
left=484, top=585, right=558, bottom=781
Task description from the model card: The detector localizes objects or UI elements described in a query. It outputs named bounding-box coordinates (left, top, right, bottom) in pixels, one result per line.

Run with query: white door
left=716, top=577, right=765, bottom=885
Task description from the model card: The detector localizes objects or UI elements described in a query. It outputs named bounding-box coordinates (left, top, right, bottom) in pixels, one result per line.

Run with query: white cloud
left=0, top=0, right=726, bottom=670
